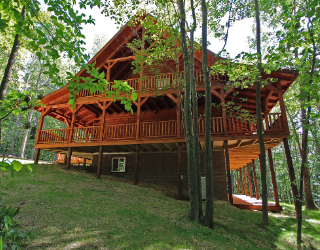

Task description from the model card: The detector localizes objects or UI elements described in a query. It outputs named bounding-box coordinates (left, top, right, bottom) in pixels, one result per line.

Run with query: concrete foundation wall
left=93, top=150, right=228, bottom=201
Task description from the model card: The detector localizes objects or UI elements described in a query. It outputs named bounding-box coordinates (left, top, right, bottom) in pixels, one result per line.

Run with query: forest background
left=0, top=0, right=319, bottom=211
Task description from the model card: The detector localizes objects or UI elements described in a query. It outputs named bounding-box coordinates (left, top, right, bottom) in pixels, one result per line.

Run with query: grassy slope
left=0, top=164, right=319, bottom=250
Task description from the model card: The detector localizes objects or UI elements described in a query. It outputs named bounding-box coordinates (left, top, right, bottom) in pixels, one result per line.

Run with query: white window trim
left=111, top=157, right=126, bottom=173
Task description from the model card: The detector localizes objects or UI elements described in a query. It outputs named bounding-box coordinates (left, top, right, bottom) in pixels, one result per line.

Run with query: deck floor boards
left=232, top=194, right=282, bottom=212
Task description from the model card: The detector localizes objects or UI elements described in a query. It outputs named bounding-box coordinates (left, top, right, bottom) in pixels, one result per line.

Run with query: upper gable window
left=111, top=157, right=126, bottom=172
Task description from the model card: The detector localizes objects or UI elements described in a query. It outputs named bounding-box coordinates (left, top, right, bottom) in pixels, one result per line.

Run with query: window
left=111, top=157, right=126, bottom=172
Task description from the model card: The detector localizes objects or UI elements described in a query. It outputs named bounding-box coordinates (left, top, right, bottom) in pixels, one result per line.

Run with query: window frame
left=110, top=157, right=127, bottom=173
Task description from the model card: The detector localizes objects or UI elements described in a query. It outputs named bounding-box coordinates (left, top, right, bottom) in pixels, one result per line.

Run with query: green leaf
left=12, top=161, right=23, bottom=172
left=131, top=92, right=137, bottom=101
left=99, top=71, right=105, bottom=79
left=12, top=109, right=19, bottom=115
left=27, top=165, right=33, bottom=172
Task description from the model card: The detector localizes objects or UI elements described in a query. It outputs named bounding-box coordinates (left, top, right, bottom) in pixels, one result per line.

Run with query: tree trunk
left=0, top=6, right=26, bottom=101
left=189, top=0, right=202, bottom=221
left=19, top=59, right=43, bottom=158
left=10, top=113, right=21, bottom=156
left=254, top=0, right=268, bottom=226
left=201, top=0, right=214, bottom=229
left=2, top=113, right=14, bottom=155
left=178, top=0, right=199, bottom=222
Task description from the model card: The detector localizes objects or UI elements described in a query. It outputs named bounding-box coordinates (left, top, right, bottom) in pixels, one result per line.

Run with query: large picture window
left=111, top=157, right=126, bottom=172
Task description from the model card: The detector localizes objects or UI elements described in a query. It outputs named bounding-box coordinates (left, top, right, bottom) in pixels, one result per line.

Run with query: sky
left=80, top=6, right=255, bottom=59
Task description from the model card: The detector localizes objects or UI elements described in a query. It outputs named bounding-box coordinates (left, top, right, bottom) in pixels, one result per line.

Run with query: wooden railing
left=76, top=69, right=227, bottom=98
left=104, top=123, right=137, bottom=139
left=38, top=128, right=70, bottom=144
left=198, top=117, right=225, bottom=135
left=140, top=120, right=177, bottom=137
left=72, top=126, right=101, bottom=142
left=37, top=113, right=285, bottom=144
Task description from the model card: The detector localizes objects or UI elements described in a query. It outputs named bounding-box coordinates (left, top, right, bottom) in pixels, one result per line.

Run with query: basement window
left=111, top=157, right=126, bottom=172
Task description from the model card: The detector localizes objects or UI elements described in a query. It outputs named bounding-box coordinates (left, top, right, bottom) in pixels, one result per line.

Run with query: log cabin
left=34, top=18, right=299, bottom=211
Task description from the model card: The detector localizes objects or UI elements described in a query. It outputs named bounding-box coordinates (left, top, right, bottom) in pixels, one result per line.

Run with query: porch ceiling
left=41, top=137, right=283, bottom=171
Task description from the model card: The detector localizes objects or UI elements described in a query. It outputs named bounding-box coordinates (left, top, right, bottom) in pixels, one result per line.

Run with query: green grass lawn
left=0, top=164, right=319, bottom=249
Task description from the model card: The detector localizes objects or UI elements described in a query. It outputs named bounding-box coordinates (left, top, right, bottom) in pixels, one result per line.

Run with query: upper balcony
left=76, top=69, right=227, bottom=98
left=36, top=113, right=286, bottom=148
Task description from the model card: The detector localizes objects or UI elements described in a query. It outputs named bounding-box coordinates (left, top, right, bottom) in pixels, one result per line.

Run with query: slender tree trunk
left=254, top=0, right=268, bottom=226
left=201, top=0, right=214, bottom=229
left=2, top=113, right=14, bottom=154
left=19, top=59, right=43, bottom=158
left=10, top=113, right=21, bottom=156
left=189, top=0, right=203, bottom=221
left=297, top=19, right=316, bottom=248
left=178, top=0, right=199, bottom=222
left=0, top=6, right=26, bottom=101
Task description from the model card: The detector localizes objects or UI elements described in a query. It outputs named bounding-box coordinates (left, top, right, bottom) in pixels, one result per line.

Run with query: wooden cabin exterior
left=34, top=20, right=298, bottom=205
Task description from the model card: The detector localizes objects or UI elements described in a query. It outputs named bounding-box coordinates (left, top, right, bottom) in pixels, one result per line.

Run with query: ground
left=0, top=163, right=319, bottom=249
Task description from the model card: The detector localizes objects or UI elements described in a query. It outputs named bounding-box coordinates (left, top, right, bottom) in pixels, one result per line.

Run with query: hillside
left=0, top=164, right=319, bottom=249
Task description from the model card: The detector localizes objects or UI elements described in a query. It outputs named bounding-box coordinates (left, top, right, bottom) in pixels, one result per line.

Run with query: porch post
left=68, top=110, right=76, bottom=143
left=237, top=170, right=240, bottom=194
left=178, top=142, right=182, bottom=199
left=100, top=101, right=107, bottom=141
left=252, top=159, right=259, bottom=199
left=220, top=89, right=228, bottom=136
left=283, top=138, right=299, bottom=218
left=83, top=158, right=86, bottom=167
left=63, top=154, right=67, bottom=165
left=66, top=147, right=72, bottom=171
left=277, top=84, right=289, bottom=133
left=35, top=107, right=52, bottom=145
left=97, top=146, right=103, bottom=179
left=247, top=163, right=253, bottom=198
left=177, top=93, right=181, bottom=138
left=136, top=97, right=141, bottom=140
left=224, top=141, right=233, bottom=204
left=240, top=168, right=244, bottom=195
left=268, top=149, right=280, bottom=206
left=134, top=144, right=140, bottom=185
left=34, top=148, right=41, bottom=164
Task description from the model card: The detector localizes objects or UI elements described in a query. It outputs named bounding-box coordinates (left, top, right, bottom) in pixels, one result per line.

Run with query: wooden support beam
left=211, top=88, right=222, bottom=99
left=247, top=163, right=253, bottom=198
left=225, top=86, right=235, bottom=97
left=66, top=147, right=73, bottom=171
left=268, top=149, right=280, bottom=206
left=167, top=93, right=177, bottom=103
left=35, top=107, right=52, bottom=144
left=243, top=165, right=248, bottom=196
left=283, top=138, right=299, bottom=218
left=277, top=83, right=289, bottom=133
left=97, top=146, right=103, bottom=179
left=224, top=141, right=233, bottom=204
left=100, top=101, right=107, bottom=141
left=237, top=170, right=240, bottom=194
left=177, top=91, right=181, bottom=138
left=134, top=144, right=140, bottom=185
left=34, top=148, right=41, bottom=164
left=178, top=142, right=182, bottom=200
left=220, top=89, right=228, bottom=136
left=63, top=153, right=67, bottom=165
left=83, top=158, right=86, bottom=167
left=265, top=84, right=279, bottom=93
left=151, top=143, right=163, bottom=151
left=136, top=97, right=141, bottom=140
left=163, top=143, right=173, bottom=151
left=252, top=159, right=259, bottom=200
